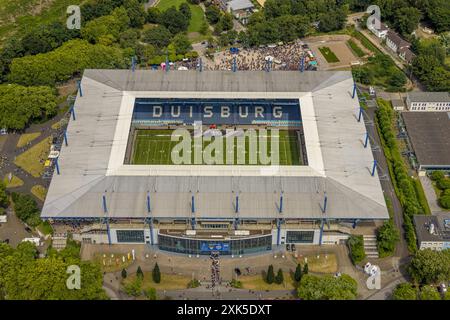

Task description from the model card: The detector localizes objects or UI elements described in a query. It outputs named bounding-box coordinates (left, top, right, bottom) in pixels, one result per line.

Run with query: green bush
left=392, top=283, right=418, bottom=300
left=187, top=279, right=201, bottom=288
left=275, top=269, right=284, bottom=285
left=377, top=219, right=400, bottom=257
left=347, top=235, right=365, bottom=264
left=144, top=287, right=157, bottom=300
left=229, top=279, right=243, bottom=288
left=11, top=192, right=42, bottom=227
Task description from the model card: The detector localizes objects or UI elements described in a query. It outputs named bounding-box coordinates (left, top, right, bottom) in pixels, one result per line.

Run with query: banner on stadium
left=132, top=98, right=301, bottom=125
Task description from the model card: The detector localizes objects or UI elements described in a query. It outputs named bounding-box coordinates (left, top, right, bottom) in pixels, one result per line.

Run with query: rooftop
left=402, top=112, right=450, bottom=167
left=407, top=91, right=450, bottom=103
left=414, top=213, right=450, bottom=243
left=227, top=0, right=254, bottom=11
left=387, top=30, right=410, bottom=48
left=41, top=70, right=388, bottom=221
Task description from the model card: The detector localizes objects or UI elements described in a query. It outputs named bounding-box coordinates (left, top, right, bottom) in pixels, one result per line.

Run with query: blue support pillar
left=199, top=58, right=203, bottom=72
left=64, top=131, right=68, bottom=146
left=146, top=193, right=154, bottom=245
left=191, top=217, right=196, bottom=230
left=319, top=219, right=324, bottom=245
left=364, top=132, right=369, bottom=148
left=276, top=219, right=282, bottom=246
left=300, top=56, right=305, bottom=72
left=102, top=194, right=111, bottom=245
left=322, top=194, right=328, bottom=213
left=352, top=83, right=357, bottom=99
left=352, top=219, right=359, bottom=229
left=371, top=160, right=377, bottom=176
left=234, top=218, right=239, bottom=230
left=165, top=55, right=169, bottom=73
left=55, top=157, right=60, bottom=175
left=358, top=107, right=363, bottom=122
left=235, top=195, right=239, bottom=213
left=191, top=195, right=195, bottom=213
left=279, top=193, right=283, bottom=213
left=71, top=107, right=76, bottom=121
left=77, top=80, right=82, bottom=97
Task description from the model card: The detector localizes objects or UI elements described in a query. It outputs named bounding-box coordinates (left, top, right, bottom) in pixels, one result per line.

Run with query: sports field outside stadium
left=131, top=129, right=302, bottom=165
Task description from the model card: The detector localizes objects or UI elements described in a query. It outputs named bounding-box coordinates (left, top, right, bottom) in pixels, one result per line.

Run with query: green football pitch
left=131, top=129, right=302, bottom=165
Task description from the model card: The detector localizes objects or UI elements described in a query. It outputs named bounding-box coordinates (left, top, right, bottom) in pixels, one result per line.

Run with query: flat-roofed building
left=414, top=213, right=450, bottom=251
left=406, top=92, right=450, bottom=112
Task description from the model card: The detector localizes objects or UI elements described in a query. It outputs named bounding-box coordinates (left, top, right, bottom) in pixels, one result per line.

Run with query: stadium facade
left=41, top=69, right=389, bottom=255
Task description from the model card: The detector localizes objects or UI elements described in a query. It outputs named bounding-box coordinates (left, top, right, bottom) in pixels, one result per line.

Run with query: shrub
left=187, top=279, right=201, bottom=288
left=294, top=264, right=303, bottom=282
left=121, top=268, right=127, bottom=279
left=144, top=287, right=157, bottom=300
left=347, top=235, right=365, bottom=264
left=439, top=195, right=450, bottom=209
left=229, top=279, right=243, bottom=288
left=136, top=266, right=144, bottom=279
left=392, top=283, right=418, bottom=300
left=377, top=219, right=400, bottom=257
left=123, top=277, right=142, bottom=297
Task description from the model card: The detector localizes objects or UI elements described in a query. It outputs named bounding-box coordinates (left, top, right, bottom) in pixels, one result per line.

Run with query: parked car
left=286, top=244, right=291, bottom=251
left=25, top=226, right=32, bottom=233
left=291, top=244, right=296, bottom=252
left=439, top=283, right=447, bottom=293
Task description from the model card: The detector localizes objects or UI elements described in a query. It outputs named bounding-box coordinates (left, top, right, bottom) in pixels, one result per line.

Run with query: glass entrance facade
left=158, top=234, right=272, bottom=255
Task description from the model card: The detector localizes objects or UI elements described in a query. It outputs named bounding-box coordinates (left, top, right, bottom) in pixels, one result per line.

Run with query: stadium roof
left=41, top=70, right=388, bottom=221
left=402, top=112, right=450, bottom=168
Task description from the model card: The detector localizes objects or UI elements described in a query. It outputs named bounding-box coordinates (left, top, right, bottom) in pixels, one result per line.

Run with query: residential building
left=367, top=18, right=389, bottom=39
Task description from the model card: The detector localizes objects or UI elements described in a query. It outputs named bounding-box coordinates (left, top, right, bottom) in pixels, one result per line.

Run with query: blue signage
left=132, top=98, right=301, bottom=125
left=200, top=242, right=230, bottom=252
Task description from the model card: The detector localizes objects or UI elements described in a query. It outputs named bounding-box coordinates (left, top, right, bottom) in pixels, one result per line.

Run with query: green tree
left=205, top=6, right=221, bottom=25
left=408, top=249, right=450, bottom=284
left=121, top=268, right=127, bottom=279
left=303, top=263, right=309, bottom=275
left=275, top=268, right=284, bottom=284
left=394, top=7, right=421, bottom=36
left=81, top=7, right=130, bottom=44
left=419, top=285, right=441, bottom=300
left=294, top=263, right=303, bottom=282
left=142, top=26, right=173, bottom=48
left=160, top=6, right=190, bottom=34
left=171, top=33, right=193, bottom=55
left=392, top=283, right=418, bottom=300
left=266, top=265, right=275, bottom=284
left=152, top=263, right=161, bottom=283
left=146, top=7, right=161, bottom=24
left=136, top=266, right=144, bottom=279
left=297, top=274, right=357, bottom=300
left=124, top=0, right=146, bottom=28
left=179, top=3, right=192, bottom=21
left=431, top=171, right=445, bottom=181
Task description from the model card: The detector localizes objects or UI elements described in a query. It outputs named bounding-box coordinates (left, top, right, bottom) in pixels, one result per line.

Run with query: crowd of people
left=204, top=41, right=307, bottom=71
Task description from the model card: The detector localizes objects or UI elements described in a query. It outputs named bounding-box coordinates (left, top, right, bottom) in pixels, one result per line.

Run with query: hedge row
left=375, top=99, right=426, bottom=253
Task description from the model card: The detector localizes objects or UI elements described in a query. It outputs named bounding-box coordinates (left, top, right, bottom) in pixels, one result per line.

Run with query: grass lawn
left=347, top=39, right=365, bottom=58
left=93, top=253, right=135, bottom=273
left=238, top=274, right=295, bottom=291
left=131, top=129, right=302, bottom=165
left=31, top=184, right=47, bottom=201
left=37, top=220, right=53, bottom=235
left=300, top=254, right=338, bottom=274
left=156, top=0, right=206, bottom=34
left=16, top=132, right=41, bottom=148
left=14, top=136, right=51, bottom=177
left=123, top=272, right=192, bottom=290
left=3, top=173, right=24, bottom=188
left=318, top=47, right=340, bottom=63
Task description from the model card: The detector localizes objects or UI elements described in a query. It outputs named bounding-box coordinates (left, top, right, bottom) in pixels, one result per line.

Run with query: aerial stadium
left=41, top=69, right=389, bottom=255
